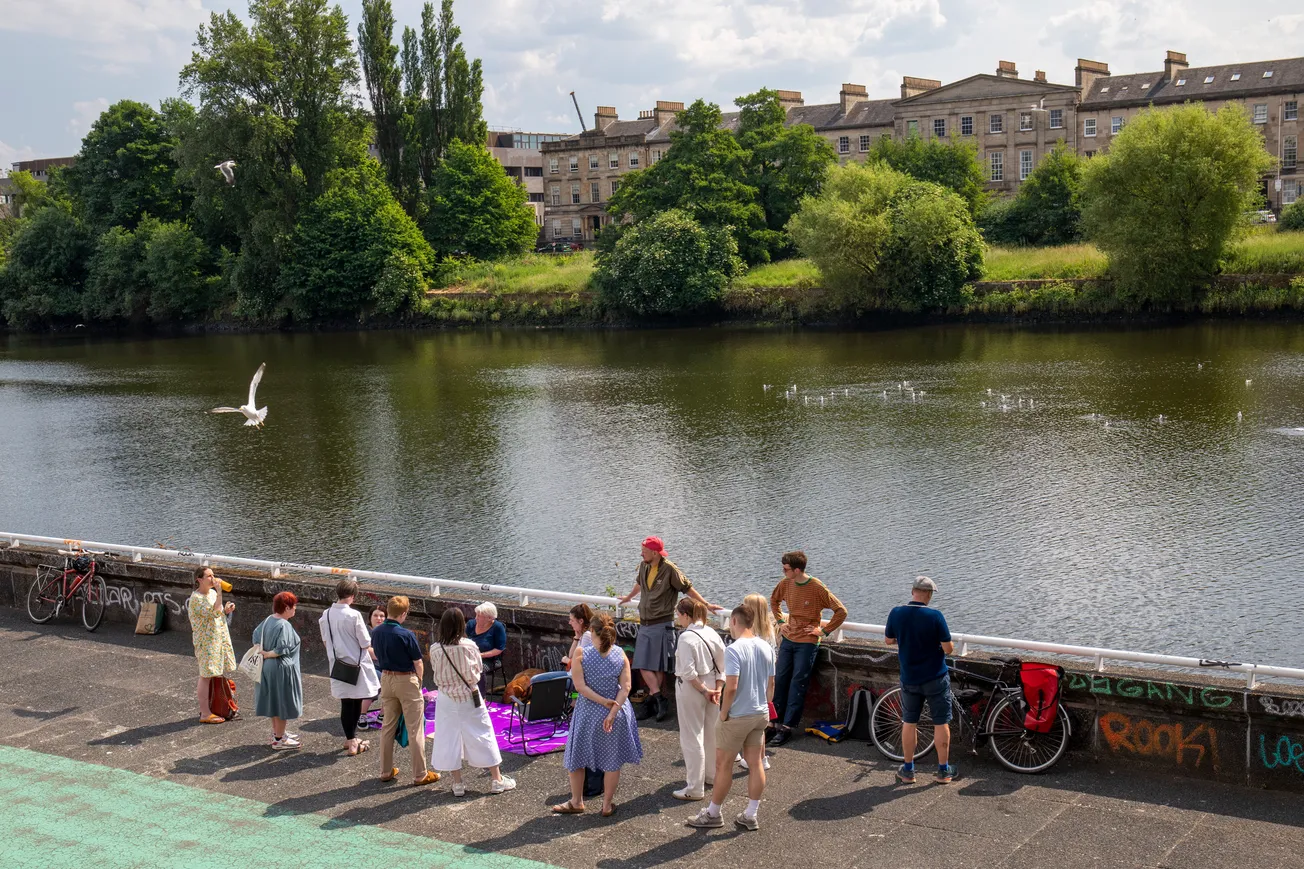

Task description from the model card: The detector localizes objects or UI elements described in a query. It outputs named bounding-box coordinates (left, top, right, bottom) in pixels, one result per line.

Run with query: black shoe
left=767, top=727, right=792, bottom=747
left=654, top=694, right=670, bottom=722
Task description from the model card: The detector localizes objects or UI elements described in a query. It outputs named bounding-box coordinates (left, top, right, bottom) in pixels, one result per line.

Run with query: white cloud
left=0, top=0, right=208, bottom=67
left=68, top=98, right=111, bottom=138
left=0, top=141, right=40, bottom=175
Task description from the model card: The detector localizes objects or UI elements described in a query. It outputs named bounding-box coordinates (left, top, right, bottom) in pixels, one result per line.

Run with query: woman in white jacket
left=672, top=597, right=726, bottom=801
left=318, top=579, right=381, bottom=756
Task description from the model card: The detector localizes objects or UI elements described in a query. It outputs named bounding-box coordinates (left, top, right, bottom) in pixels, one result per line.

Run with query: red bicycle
left=26, top=549, right=109, bottom=631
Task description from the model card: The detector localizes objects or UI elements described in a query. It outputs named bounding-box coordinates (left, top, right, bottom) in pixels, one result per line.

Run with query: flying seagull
left=209, top=363, right=268, bottom=428
left=214, top=160, right=237, bottom=186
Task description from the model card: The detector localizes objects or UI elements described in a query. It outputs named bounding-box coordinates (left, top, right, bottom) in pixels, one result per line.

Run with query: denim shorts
left=900, top=674, right=953, bottom=726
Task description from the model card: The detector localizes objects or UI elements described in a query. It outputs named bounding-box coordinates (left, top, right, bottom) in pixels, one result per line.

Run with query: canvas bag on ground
left=239, top=644, right=264, bottom=682
left=134, top=601, right=165, bottom=635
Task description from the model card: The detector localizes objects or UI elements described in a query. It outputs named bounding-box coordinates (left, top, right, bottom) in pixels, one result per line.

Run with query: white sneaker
left=271, top=735, right=301, bottom=750
left=490, top=775, right=517, bottom=794
left=737, top=753, right=770, bottom=770
left=451, top=783, right=467, bottom=797
left=673, top=787, right=705, bottom=801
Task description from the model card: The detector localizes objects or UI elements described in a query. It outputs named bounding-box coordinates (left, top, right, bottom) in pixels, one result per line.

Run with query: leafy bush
left=1082, top=103, right=1274, bottom=303
left=84, top=225, right=148, bottom=321
left=787, top=161, right=983, bottom=309
left=1280, top=202, right=1304, bottom=232
left=594, top=209, right=742, bottom=314
left=0, top=206, right=93, bottom=328
left=867, top=135, right=988, bottom=217
left=424, top=141, right=540, bottom=260
left=144, top=220, right=213, bottom=321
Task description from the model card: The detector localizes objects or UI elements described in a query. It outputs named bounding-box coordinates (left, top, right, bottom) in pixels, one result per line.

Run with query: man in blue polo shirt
left=372, top=596, right=438, bottom=787
left=884, top=576, right=956, bottom=784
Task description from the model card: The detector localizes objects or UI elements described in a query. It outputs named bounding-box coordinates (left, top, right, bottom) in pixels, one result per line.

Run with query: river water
left=4, top=324, right=1304, bottom=665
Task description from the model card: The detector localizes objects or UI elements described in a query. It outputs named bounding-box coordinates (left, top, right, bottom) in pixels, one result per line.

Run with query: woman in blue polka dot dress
left=554, top=612, right=642, bottom=817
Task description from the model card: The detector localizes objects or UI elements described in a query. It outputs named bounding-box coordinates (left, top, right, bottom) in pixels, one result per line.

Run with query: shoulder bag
left=322, top=609, right=361, bottom=685
left=238, top=643, right=263, bottom=682
left=439, top=643, right=482, bottom=707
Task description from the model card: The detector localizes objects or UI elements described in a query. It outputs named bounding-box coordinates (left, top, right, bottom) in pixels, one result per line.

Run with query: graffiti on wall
left=1067, top=673, right=1236, bottom=709
left=1258, top=733, right=1304, bottom=775
left=1097, top=711, right=1221, bottom=770
left=616, top=620, right=639, bottom=642
left=1259, top=697, right=1304, bottom=718
left=104, top=584, right=184, bottom=618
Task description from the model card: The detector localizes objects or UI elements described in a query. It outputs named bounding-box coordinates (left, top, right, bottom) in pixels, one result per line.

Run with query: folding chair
left=503, top=671, right=573, bottom=755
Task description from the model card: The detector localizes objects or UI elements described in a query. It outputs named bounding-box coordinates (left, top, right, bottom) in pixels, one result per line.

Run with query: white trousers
left=429, top=694, right=502, bottom=772
left=677, top=685, right=718, bottom=794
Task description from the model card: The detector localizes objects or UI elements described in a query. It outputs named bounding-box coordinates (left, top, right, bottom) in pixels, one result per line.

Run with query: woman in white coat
left=672, top=597, right=726, bottom=801
left=318, top=579, right=381, bottom=756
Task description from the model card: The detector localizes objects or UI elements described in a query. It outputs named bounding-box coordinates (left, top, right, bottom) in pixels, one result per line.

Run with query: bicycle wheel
left=26, top=574, right=61, bottom=624
left=986, top=695, right=1071, bottom=774
left=870, top=686, right=936, bottom=762
left=81, top=575, right=106, bottom=631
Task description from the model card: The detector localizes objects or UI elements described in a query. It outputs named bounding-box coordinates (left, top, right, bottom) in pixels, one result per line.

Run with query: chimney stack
left=652, top=100, right=684, bottom=128
left=996, top=60, right=1019, bottom=79
left=594, top=106, right=618, bottom=132
left=1163, top=50, right=1188, bottom=81
left=839, top=83, right=868, bottom=115
left=900, top=76, right=941, bottom=99
left=1075, top=58, right=1111, bottom=97
left=776, top=90, right=804, bottom=112
left=1034, top=70, right=1047, bottom=83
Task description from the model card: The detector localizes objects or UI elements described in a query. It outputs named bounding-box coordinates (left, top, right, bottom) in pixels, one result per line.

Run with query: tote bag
left=238, top=644, right=264, bottom=683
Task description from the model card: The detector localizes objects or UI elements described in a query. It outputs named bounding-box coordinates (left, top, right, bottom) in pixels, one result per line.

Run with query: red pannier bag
left=209, top=676, right=240, bottom=721
left=1019, top=663, right=1063, bottom=733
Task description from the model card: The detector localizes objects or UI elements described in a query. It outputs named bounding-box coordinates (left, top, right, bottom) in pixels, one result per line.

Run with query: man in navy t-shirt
left=884, top=576, right=956, bottom=784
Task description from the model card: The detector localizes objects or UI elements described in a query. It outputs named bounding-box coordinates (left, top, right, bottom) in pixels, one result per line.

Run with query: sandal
left=601, top=804, right=618, bottom=818
left=351, top=740, right=371, bottom=755
left=199, top=714, right=225, bottom=725
left=551, top=800, right=586, bottom=815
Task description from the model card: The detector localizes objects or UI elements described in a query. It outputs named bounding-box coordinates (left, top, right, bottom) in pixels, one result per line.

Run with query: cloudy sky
left=2, top=0, right=1302, bottom=169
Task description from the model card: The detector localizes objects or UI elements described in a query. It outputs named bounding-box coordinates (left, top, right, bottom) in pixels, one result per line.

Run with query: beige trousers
left=379, top=672, right=427, bottom=781
left=676, top=684, right=718, bottom=794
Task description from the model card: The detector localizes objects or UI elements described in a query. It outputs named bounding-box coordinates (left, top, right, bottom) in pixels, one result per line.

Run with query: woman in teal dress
left=253, top=591, right=304, bottom=749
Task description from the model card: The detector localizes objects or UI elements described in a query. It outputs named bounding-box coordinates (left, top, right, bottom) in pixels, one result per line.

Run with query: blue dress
left=564, top=644, right=642, bottom=772
left=253, top=616, right=303, bottom=720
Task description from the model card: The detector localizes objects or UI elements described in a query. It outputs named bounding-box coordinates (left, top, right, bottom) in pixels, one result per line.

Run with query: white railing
left=6, top=531, right=1304, bottom=689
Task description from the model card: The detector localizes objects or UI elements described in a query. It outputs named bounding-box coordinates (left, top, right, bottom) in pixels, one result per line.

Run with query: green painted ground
left=0, top=745, right=557, bottom=869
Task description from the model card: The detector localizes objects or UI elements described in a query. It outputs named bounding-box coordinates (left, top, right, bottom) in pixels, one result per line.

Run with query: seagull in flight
left=214, top=160, right=237, bottom=186
left=209, top=363, right=268, bottom=428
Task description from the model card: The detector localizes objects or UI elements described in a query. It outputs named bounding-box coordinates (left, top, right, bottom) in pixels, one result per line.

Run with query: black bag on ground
left=583, top=766, right=604, bottom=798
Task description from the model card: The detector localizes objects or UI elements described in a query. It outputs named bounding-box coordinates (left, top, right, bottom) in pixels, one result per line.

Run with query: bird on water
left=209, top=363, right=268, bottom=428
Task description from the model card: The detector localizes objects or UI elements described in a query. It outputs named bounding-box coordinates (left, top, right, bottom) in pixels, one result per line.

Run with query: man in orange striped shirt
left=767, top=551, right=847, bottom=747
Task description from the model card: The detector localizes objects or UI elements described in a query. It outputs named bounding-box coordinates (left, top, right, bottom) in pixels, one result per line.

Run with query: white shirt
left=319, top=603, right=381, bottom=700
left=675, top=623, right=726, bottom=687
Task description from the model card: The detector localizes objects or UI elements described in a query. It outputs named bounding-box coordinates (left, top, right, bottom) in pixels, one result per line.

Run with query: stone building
left=486, top=130, right=566, bottom=228
left=1077, top=51, right=1302, bottom=208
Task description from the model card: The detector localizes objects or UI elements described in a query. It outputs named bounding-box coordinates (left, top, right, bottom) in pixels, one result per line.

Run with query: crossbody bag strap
left=322, top=609, right=352, bottom=664
left=440, top=644, right=477, bottom=695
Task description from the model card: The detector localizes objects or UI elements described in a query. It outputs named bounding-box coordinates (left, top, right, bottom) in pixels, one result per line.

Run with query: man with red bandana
left=618, top=536, right=720, bottom=722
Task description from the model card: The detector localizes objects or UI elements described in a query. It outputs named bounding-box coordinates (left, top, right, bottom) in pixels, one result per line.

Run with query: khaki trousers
left=676, top=685, right=718, bottom=795
left=379, top=672, right=427, bottom=781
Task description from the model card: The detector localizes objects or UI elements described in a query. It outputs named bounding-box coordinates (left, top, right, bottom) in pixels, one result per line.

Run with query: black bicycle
left=869, top=657, right=1071, bottom=774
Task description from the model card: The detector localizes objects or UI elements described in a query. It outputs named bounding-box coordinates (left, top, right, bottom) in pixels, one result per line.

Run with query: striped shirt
left=770, top=574, right=848, bottom=645
left=430, top=638, right=482, bottom=703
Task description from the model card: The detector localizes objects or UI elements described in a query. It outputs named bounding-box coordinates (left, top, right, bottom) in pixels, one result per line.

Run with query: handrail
left=6, top=531, right=1304, bottom=689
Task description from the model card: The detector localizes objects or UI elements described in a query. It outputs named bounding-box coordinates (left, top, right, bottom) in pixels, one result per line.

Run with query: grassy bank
left=438, top=251, right=595, bottom=294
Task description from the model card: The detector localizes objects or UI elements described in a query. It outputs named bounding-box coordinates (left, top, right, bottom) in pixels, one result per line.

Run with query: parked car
left=1247, top=210, right=1278, bottom=224
left=536, top=241, right=583, bottom=253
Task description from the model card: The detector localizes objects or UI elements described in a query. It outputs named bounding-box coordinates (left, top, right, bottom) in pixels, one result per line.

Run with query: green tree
left=1082, top=103, right=1275, bottom=303
left=788, top=161, right=983, bottom=309
left=608, top=100, right=772, bottom=264
left=281, top=162, right=434, bottom=318
left=981, top=141, right=1084, bottom=246
left=424, top=140, right=539, bottom=259
left=734, top=88, right=837, bottom=255
left=594, top=208, right=742, bottom=314
left=0, top=206, right=94, bottom=327
left=144, top=220, right=214, bottom=321
left=358, top=0, right=405, bottom=192
left=64, top=100, right=188, bottom=233
left=867, top=135, right=988, bottom=217
left=84, top=224, right=149, bottom=321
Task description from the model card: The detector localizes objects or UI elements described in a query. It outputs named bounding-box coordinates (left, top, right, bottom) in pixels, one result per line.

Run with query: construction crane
left=570, top=91, right=586, bottom=132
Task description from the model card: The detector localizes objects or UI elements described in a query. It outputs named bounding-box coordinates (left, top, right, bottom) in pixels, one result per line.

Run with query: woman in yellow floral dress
left=188, top=566, right=236, bottom=724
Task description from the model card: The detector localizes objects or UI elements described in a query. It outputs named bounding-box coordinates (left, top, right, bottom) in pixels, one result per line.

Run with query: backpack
left=209, top=677, right=240, bottom=721
left=804, top=687, right=875, bottom=743
left=1019, top=663, right=1063, bottom=733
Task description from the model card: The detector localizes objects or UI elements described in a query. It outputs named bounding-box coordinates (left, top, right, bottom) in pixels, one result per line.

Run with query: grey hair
left=475, top=601, right=498, bottom=619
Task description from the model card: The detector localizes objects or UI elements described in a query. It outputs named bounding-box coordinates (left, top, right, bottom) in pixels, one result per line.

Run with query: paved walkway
left=3, top=610, right=1304, bottom=868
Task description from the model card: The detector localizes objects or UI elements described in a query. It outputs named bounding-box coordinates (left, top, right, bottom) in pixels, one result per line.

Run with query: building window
left=1100, top=86, right=1110, bottom=93
left=1084, top=150, right=1096, bottom=158
left=1285, top=136, right=1298, bottom=171
left=610, top=180, right=620, bottom=195
left=1253, top=104, right=1268, bottom=124
left=1049, top=109, right=1063, bottom=129
left=1111, top=116, right=1125, bottom=134
left=859, top=135, right=870, bottom=152
left=933, top=118, right=946, bottom=138
left=838, top=136, right=849, bottom=154
left=1286, top=101, right=1299, bottom=121
left=650, top=150, right=661, bottom=164
left=1204, top=75, right=1215, bottom=84
left=990, top=114, right=1004, bottom=134
left=1176, top=79, right=1186, bottom=86
left=552, top=219, right=562, bottom=238
left=589, top=154, right=599, bottom=170
left=906, top=120, right=919, bottom=137
left=608, top=152, right=618, bottom=169
left=527, top=192, right=544, bottom=203
left=550, top=185, right=560, bottom=206
left=590, top=181, right=601, bottom=202
left=568, top=156, right=579, bottom=172
left=1230, top=73, right=1241, bottom=82
left=960, top=115, right=973, bottom=136
left=989, top=151, right=1004, bottom=182
left=1264, top=70, right=1274, bottom=78
left=570, top=184, right=580, bottom=204
left=548, top=157, right=559, bottom=174
left=1019, top=112, right=1033, bottom=131
left=524, top=166, right=543, bottom=177
left=572, top=218, right=582, bottom=238
left=1019, top=150, right=1034, bottom=181
left=1285, top=181, right=1301, bottom=205
left=628, top=151, right=639, bottom=168
left=1084, top=118, right=1097, bottom=137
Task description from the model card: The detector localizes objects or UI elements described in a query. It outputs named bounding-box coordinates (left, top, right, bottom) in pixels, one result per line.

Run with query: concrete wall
left=4, top=546, right=1304, bottom=791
